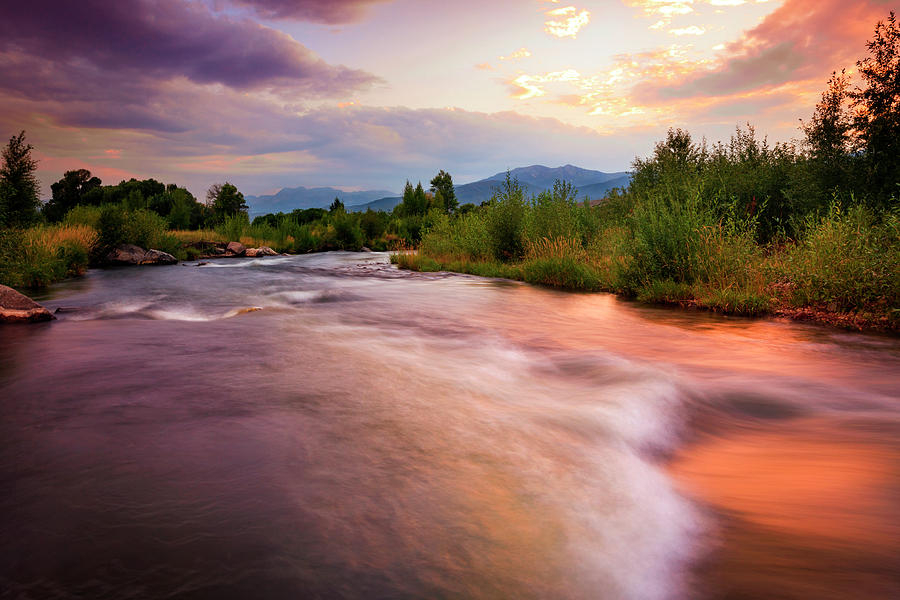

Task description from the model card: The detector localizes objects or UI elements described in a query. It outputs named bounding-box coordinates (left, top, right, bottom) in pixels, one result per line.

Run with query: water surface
left=1, top=252, right=898, bottom=599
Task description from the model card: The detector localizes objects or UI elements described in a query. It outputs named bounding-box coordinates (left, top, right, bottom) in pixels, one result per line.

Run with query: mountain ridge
left=246, top=165, right=631, bottom=215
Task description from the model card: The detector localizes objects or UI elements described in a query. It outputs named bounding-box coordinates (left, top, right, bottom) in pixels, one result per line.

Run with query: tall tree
left=0, top=131, right=40, bottom=227
left=851, top=11, right=900, bottom=204
left=801, top=71, right=853, bottom=194
left=208, top=182, right=248, bottom=222
left=429, top=169, right=457, bottom=213
left=45, top=169, right=103, bottom=222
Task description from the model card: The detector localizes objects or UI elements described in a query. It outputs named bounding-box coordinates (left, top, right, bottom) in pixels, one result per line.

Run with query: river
left=1, top=252, right=898, bottom=599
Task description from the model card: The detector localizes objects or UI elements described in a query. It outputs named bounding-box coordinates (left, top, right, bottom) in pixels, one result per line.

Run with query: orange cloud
left=633, top=0, right=891, bottom=103
left=499, top=47, right=532, bottom=61
left=544, top=6, right=591, bottom=38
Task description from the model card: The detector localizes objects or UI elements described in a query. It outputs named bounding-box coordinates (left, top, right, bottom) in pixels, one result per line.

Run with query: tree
left=430, top=169, right=458, bottom=213
left=45, top=169, right=102, bottom=222
left=329, top=197, right=345, bottom=213
left=0, top=131, right=40, bottom=227
left=396, top=180, right=428, bottom=217
left=851, top=11, right=900, bottom=204
left=207, top=182, right=248, bottom=222
left=800, top=71, right=854, bottom=202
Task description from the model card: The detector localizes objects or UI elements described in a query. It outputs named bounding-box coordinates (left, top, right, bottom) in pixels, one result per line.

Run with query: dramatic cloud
left=231, top=0, right=392, bottom=23
left=0, top=0, right=377, bottom=95
left=633, top=0, right=893, bottom=102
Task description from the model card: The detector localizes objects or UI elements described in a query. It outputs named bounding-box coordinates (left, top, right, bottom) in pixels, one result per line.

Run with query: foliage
left=780, top=204, right=899, bottom=315
left=44, top=169, right=103, bottom=222
left=430, top=170, right=458, bottom=214
left=0, top=224, right=96, bottom=288
left=484, top=172, right=527, bottom=261
left=851, top=11, right=900, bottom=205
left=94, top=205, right=180, bottom=259
left=207, top=182, right=248, bottom=224
left=0, top=131, right=40, bottom=227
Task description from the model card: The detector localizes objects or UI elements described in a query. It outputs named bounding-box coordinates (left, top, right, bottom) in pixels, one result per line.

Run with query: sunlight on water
left=1, top=252, right=898, bottom=599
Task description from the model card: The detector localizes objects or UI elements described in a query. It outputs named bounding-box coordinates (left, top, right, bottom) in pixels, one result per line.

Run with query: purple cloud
left=232, top=0, right=392, bottom=23
left=0, top=0, right=378, bottom=94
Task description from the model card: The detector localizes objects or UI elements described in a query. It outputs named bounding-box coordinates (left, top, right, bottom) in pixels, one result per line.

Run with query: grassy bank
left=392, top=178, right=899, bottom=331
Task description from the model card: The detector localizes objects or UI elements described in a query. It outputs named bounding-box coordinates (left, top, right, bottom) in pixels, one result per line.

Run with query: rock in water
left=140, top=249, right=177, bottom=265
left=106, top=244, right=177, bottom=265
left=106, top=243, right=146, bottom=265
left=225, top=241, right=246, bottom=257
left=245, top=246, right=277, bottom=258
left=0, top=284, right=55, bottom=323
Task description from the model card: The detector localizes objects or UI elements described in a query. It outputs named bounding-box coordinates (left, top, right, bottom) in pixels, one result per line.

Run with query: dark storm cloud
left=0, top=0, right=378, bottom=93
left=232, top=0, right=392, bottom=23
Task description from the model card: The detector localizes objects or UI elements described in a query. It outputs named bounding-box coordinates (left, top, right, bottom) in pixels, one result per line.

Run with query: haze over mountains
left=246, top=165, right=631, bottom=216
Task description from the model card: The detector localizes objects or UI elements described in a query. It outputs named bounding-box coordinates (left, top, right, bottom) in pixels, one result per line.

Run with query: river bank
left=391, top=250, right=899, bottom=333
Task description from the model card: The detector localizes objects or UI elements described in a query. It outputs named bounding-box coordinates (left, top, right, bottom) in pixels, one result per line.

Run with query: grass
left=393, top=192, right=899, bottom=331
left=0, top=224, right=96, bottom=288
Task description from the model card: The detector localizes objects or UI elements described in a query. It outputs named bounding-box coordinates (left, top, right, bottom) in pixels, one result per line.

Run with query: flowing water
left=1, top=252, right=898, bottom=599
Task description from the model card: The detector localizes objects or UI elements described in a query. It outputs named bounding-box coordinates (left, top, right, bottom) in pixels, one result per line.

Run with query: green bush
left=485, top=174, right=527, bottom=261
left=783, top=204, right=900, bottom=313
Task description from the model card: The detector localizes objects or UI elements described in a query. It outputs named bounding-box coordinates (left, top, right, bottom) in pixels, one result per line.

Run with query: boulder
left=106, top=244, right=177, bottom=266
left=106, top=243, right=147, bottom=265
left=245, top=248, right=259, bottom=258
left=257, top=246, right=277, bottom=256
left=0, top=284, right=55, bottom=323
left=225, top=241, right=246, bottom=257
left=140, top=249, right=177, bottom=265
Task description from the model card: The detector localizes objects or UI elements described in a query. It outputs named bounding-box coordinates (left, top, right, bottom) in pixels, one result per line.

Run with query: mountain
left=577, top=175, right=632, bottom=200
left=484, top=164, right=630, bottom=190
left=348, top=195, right=402, bottom=212
left=245, top=186, right=396, bottom=216
left=271, top=165, right=632, bottom=214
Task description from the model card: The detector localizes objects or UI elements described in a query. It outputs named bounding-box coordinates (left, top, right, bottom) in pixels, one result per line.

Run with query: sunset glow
left=0, top=0, right=891, bottom=195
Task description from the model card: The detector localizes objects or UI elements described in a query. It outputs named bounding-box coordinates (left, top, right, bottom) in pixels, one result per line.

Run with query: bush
left=485, top=174, right=527, bottom=261
left=0, top=224, right=96, bottom=288
left=782, top=204, right=900, bottom=313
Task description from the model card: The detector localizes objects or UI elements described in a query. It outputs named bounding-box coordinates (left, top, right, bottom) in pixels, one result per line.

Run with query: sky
left=0, top=0, right=893, bottom=197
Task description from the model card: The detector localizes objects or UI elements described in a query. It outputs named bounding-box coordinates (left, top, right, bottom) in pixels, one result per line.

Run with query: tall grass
left=779, top=205, right=899, bottom=316
left=0, top=224, right=96, bottom=288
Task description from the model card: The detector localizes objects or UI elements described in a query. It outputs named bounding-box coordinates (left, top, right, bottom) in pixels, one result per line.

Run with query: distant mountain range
left=349, top=165, right=631, bottom=212
left=245, top=165, right=631, bottom=215
left=245, top=186, right=396, bottom=217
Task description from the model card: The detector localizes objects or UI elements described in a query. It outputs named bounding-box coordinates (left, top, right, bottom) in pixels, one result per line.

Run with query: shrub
left=485, top=174, right=527, bottom=261
left=782, top=204, right=900, bottom=313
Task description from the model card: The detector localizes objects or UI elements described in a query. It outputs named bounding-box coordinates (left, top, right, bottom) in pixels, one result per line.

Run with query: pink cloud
left=632, top=0, right=893, bottom=102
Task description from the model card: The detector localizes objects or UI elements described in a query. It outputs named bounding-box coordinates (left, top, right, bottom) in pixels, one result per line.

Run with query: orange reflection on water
left=670, top=419, right=900, bottom=599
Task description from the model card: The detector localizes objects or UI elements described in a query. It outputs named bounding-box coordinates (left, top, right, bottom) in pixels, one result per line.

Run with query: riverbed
left=1, top=252, right=898, bottom=599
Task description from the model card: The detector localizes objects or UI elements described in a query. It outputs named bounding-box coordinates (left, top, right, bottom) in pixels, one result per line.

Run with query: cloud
left=0, top=0, right=378, bottom=95
left=230, top=0, right=391, bottom=23
left=500, top=48, right=533, bottom=61
left=5, top=91, right=635, bottom=195
left=632, top=0, right=892, bottom=102
left=544, top=6, right=591, bottom=38
left=669, top=26, right=706, bottom=35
